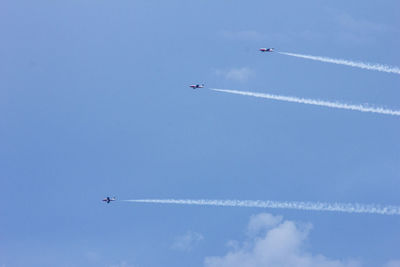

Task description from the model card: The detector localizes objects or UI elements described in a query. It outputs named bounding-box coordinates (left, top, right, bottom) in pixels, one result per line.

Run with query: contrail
left=123, top=199, right=400, bottom=216
left=278, top=51, right=400, bottom=75
left=211, top=88, right=400, bottom=116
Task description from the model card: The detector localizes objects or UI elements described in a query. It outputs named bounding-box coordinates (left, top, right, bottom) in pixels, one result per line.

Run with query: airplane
left=259, top=48, right=274, bottom=52
left=102, top=197, right=116, bottom=203
left=189, top=84, right=205, bottom=89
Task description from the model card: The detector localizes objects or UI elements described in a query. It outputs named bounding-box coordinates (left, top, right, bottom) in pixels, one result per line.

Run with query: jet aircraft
left=259, top=48, right=274, bottom=52
left=189, top=84, right=204, bottom=89
left=102, top=197, right=116, bottom=203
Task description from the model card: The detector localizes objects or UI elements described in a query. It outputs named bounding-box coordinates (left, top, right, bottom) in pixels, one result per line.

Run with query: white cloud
left=204, top=213, right=360, bottom=267
left=247, top=213, right=283, bottom=236
left=172, top=231, right=204, bottom=252
left=215, top=67, right=254, bottom=82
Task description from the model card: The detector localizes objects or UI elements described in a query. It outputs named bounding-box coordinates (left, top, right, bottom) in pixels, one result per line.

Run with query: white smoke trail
left=123, top=199, right=400, bottom=216
left=278, top=51, right=400, bottom=74
left=211, top=88, right=400, bottom=116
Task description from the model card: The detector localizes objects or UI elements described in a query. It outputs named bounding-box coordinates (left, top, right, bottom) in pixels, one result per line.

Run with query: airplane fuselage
left=102, top=197, right=115, bottom=203
left=190, top=84, right=204, bottom=89
left=260, top=48, right=274, bottom=52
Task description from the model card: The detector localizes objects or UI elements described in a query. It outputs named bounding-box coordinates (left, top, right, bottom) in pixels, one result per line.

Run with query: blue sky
left=1, top=0, right=400, bottom=266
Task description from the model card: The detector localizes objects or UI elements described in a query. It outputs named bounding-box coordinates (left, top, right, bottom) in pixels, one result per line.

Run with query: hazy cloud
left=330, top=12, right=398, bottom=45
left=336, top=13, right=392, bottom=34
left=172, top=231, right=204, bottom=252
left=385, top=260, right=400, bottom=267
left=215, top=67, right=254, bottom=82
left=85, top=251, right=101, bottom=262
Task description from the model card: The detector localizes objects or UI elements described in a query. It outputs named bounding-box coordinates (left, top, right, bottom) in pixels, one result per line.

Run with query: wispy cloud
left=215, top=67, right=254, bottom=82
left=172, top=231, right=204, bottom=252
left=205, top=213, right=360, bottom=267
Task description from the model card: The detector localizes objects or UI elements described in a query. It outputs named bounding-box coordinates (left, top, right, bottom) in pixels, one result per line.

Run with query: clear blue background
left=1, top=0, right=399, bottom=266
